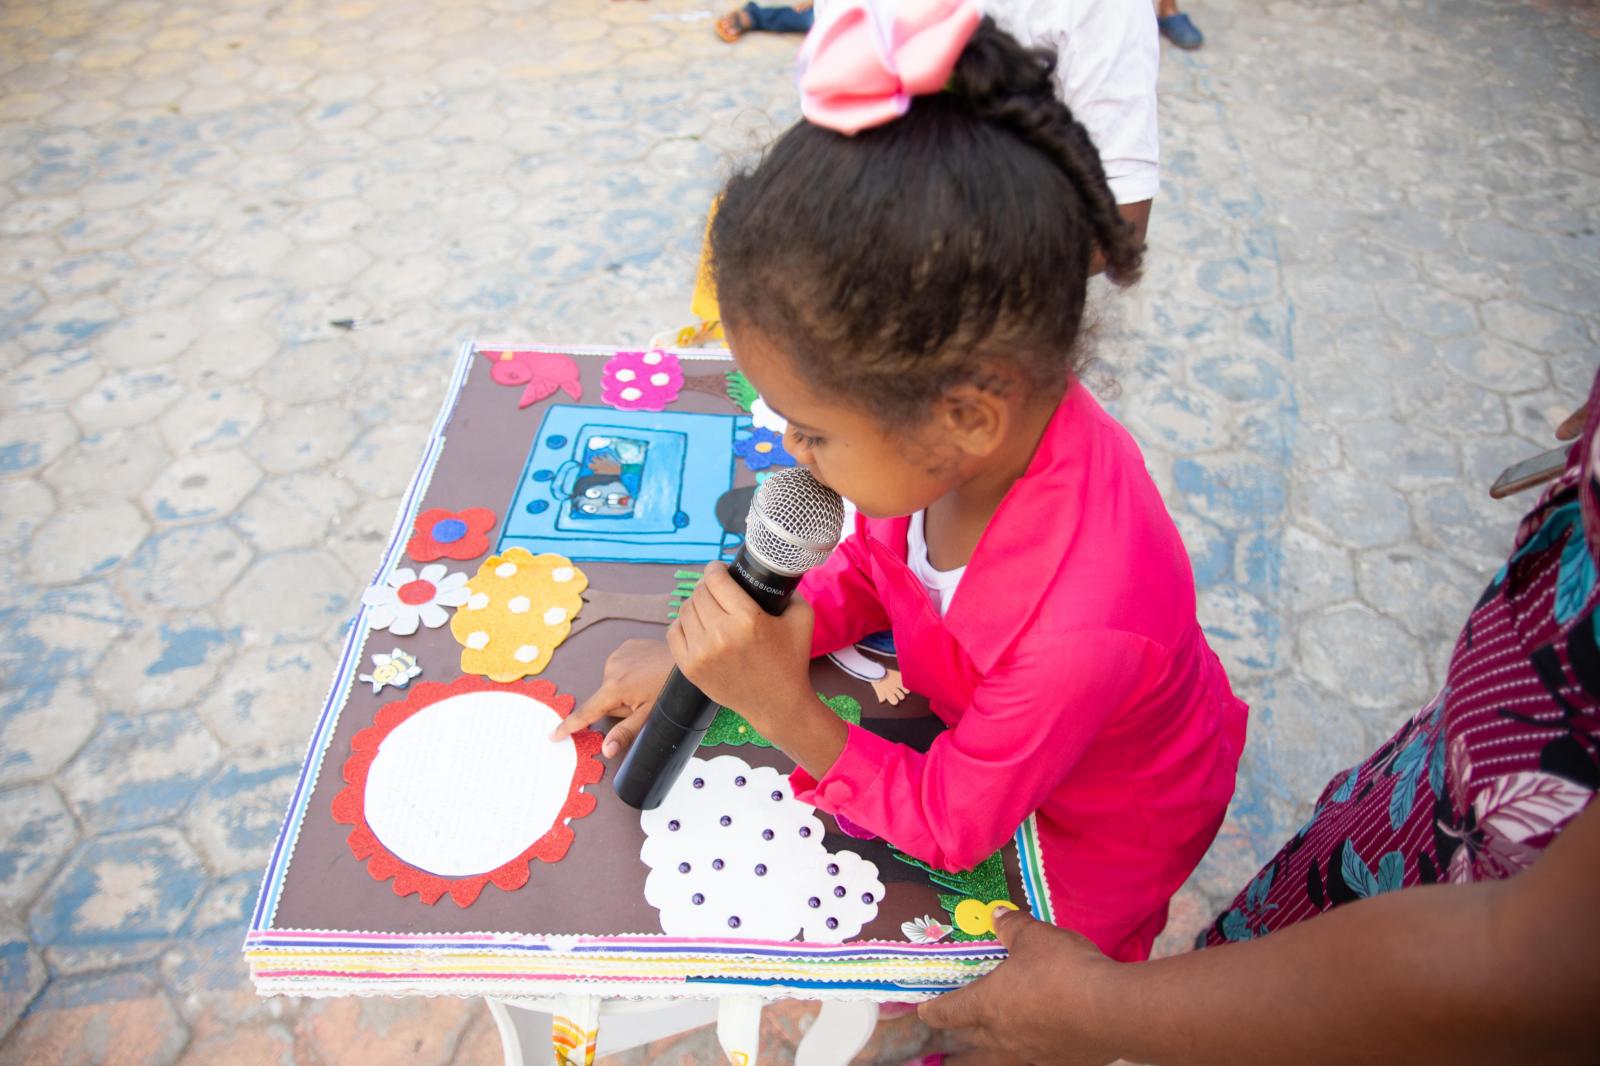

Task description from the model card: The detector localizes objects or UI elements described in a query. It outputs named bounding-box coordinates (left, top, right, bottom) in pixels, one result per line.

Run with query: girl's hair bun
left=950, top=19, right=1143, bottom=285
left=710, top=17, right=1143, bottom=423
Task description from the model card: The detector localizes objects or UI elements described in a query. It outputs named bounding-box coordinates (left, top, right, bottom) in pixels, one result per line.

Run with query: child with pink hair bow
left=565, top=6, right=1246, bottom=1043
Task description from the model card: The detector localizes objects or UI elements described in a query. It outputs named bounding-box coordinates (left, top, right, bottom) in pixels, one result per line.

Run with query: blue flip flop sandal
left=1158, top=12, right=1204, bottom=49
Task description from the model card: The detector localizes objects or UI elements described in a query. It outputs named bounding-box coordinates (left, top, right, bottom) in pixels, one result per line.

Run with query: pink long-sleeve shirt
left=791, top=383, right=1248, bottom=961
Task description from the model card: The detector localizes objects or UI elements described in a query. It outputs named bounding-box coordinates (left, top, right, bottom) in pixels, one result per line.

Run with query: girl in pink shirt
left=563, top=3, right=1247, bottom=964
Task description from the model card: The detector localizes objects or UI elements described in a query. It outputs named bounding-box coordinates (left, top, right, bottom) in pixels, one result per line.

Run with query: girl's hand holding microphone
left=551, top=563, right=824, bottom=762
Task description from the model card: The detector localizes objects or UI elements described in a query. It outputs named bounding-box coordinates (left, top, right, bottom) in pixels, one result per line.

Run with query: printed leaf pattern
left=1555, top=526, right=1598, bottom=623
left=1339, top=840, right=1406, bottom=901
left=1387, top=736, right=1428, bottom=830
left=1473, top=772, right=1591, bottom=845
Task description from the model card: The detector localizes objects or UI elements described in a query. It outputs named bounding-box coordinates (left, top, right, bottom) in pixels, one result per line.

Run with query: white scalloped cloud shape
left=640, top=754, right=883, bottom=942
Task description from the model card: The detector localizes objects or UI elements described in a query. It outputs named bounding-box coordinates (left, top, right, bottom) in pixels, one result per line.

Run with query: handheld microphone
left=612, top=466, right=845, bottom=810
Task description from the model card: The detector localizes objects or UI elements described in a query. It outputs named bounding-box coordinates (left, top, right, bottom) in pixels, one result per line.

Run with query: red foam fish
left=483, top=349, right=583, bottom=408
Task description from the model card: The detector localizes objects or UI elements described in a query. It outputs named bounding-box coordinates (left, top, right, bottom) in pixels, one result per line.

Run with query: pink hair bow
left=798, top=0, right=982, bottom=135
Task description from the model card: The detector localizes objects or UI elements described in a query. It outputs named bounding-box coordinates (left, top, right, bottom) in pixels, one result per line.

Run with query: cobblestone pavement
left=0, top=0, right=1596, bottom=1061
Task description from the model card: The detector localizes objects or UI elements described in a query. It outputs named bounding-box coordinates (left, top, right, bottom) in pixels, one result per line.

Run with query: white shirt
left=906, top=510, right=967, bottom=616
left=974, top=0, right=1161, bottom=204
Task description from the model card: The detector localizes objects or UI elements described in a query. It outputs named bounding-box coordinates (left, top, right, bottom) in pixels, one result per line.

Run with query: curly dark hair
left=709, top=17, right=1143, bottom=422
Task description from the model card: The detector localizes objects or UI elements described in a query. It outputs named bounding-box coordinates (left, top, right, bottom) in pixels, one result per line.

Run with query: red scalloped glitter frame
left=331, top=675, right=605, bottom=907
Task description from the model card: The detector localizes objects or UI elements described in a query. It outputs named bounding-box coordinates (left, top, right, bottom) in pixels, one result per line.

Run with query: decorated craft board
left=247, top=343, right=1051, bottom=1002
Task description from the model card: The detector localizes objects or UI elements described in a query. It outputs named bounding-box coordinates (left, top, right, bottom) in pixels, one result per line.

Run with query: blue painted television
left=500, top=404, right=751, bottom=564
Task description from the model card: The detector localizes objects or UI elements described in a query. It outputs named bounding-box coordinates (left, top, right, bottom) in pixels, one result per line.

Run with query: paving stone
left=2, top=349, right=104, bottom=411
left=1171, top=453, right=1288, bottom=533
left=231, top=469, right=357, bottom=553
left=112, top=261, right=216, bottom=316
left=1479, top=298, right=1591, bottom=355
left=40, top=424, right=169, bottom=502
left=1414, top=484, right=1523, bottom=574
left=17, top=293, right=120, bottom=356
left=0, top=919, right=47, bottom=1044
left=59, top=711, right=221, bottom=835
left=1392, top=364, right=1511, bottom=436
left=1355, top=546, right=1484, bottom=643
left=1122, top=383, right=1231, bottom=454
left=141, top=449, right=263, bottom=525
left=69, top=367, right=185, bottom=432
left=27, top=498, right=149, bottom=586
left=0, top=476, right=55, bottom=554
left=1376, top=284, right=1478, bottom=338
left=1197, top=584, right=1276, bottom=678
left=1340, top=419, right=1459, bottom=488
left=219, top=548, right=356, bottom=645
left=120, top=523, right=252, bottom=611
left=1279, top=525, right=1356, bottom=612
left=296, top=994, right=477, bottom=1066
left=0, top=783, right=78, bottom=912
left=183, top=752, right=301, bottom=875
left=1294, top=468, right=1412, bottom=549
left=0, top=408, right=77, bottom=477
left=1439, top=334, right=1551, bottom=394
left=2, top=969, right=189, bottom=1066
left=245, top=400, right=360, bottom=474
left=325, top=495, right=404, bottom=585
left=181, top=323, right=281, bottom=384
left=157, top=383, right=267, bottom=456
left=30, top=826, right=207, bottom=975
left=1297, top=604, right=1430, bottom=711
left=0, top=675, right=101, bottom=790
left=337, top=421, right=432, bottom=495
left=92, top=615, right=236, bottom=716
left=256, top=339, right=363, bottom=405
left=202, top=640, right=336, bottom=756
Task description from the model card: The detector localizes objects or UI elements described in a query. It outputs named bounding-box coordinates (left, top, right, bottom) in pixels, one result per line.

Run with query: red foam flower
left=331, top=675, right=604, bottom=907
left=407, top=507, right=497, bottom=562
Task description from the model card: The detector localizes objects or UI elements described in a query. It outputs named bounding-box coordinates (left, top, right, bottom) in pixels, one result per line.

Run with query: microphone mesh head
left=743, top=467, right=845, bottom=576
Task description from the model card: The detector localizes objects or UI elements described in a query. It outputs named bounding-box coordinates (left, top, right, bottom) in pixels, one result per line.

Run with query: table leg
left=795, top=1000, right=880, bottom=1066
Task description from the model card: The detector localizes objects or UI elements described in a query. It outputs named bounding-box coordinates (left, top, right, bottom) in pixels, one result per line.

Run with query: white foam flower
left=901, top=915, right=953, bottom=944
left=362, top=563, right=471, bottom=635
left=749, top=396, right=787, bottom=433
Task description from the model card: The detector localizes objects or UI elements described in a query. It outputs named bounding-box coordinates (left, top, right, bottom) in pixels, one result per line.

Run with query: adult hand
left=668, top=562, right=816, bottom=732
left=552, top=638, right=674, bottom=758
left=1556, top=403, right=1589, bottom=441
left=920, top=906, right=1123, bottom=1066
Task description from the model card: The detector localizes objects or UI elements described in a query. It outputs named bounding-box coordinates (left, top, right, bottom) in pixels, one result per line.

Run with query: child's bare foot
left=715, top=7, right=751, bottom=42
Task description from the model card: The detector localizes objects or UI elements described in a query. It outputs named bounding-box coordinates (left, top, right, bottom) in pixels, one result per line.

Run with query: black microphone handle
left=611, top=547, right=802, bottom=810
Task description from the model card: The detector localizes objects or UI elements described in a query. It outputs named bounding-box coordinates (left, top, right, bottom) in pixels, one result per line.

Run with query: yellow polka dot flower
left=449, top=549, right=588, bottom=681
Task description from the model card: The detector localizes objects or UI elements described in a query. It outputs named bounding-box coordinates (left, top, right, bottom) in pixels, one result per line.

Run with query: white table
left=487, top=995, right=881, bottom=1065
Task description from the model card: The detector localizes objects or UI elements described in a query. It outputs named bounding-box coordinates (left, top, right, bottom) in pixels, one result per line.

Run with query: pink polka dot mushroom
left=601, top=350, right=684, bottom=412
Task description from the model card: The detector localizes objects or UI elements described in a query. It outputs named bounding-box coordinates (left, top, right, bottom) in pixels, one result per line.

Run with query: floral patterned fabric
left=1207, top=375, right=1600, bottom=945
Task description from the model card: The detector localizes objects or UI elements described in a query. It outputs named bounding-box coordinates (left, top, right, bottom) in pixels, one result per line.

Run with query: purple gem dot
left=693, top=778, right=704, bottom=789
left=678, top=862, right=691, bottom=873
left=728, top=916, right=741, bottom=929
left=826, top=918, right=839, bottom=930
left=692, top=893, right=704, bottom=905
left=761, top=829, right=774, bottom=841
left=826, top=863, right=839, bottom=876
left=734, top=776, right=746, bottom=786
left=712, top=858, right=724, bottom=870
left=834, top=885, right=846, bottom=898
left=755, top=864, right=767, bottom=876
left=770, top=791, right=783, bottom=801
left=798, top=827, right=811, bottom=838
left=862, top=892, right=875, bottom=904
left=667, top=820, right=679, bottom=831
left=807, top=897, right=821, bottom=908
left=719, top=815, right=731, bottom=827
